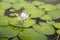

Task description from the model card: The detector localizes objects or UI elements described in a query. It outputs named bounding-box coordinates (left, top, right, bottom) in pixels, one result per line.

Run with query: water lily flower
left=17, top=12, right=29, bottom=20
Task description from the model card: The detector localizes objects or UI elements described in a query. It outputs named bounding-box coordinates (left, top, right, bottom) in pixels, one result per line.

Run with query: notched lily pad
left=33, top=22, right=55, bottom=35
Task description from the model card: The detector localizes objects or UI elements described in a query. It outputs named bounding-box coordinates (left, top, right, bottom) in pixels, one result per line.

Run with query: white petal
left=20, top=12, right=29, bottom=19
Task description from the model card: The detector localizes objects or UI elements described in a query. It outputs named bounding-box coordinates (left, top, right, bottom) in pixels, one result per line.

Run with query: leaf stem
left=56, top=35, right=60, bottom=40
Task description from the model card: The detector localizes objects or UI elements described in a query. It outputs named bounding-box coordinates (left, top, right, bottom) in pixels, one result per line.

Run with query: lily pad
left=2, top=0, right=17, bottom=3
left=9, top=18, right=23, bottom=27
left=0, top=17, right=9, bottom=26
left=0, top=37, right=8, bottom=40
left=53, top=23, right=60, bottom=28
left=32, top=1, right=45, bottom=6
left=48, top=10, right=60, bottom=19
left=33, top=22, right=55, bottom=35
left=40, top=15, right=52, bottom=20
left=0, top=9, right=5, bottom=17
left=12, top=37, right=19, bottom=40
left=0, top=2, right=11, bottom=9
left=40, top=4, right=56, bottom=11
left=0, top=27, right=19, bottom=38
left=19, top=28, right=47, bottom=40
left=24, top=19, right=35, bottom=27
left=12, top=2, right=22, bottom=10
left=27, top=9, right=44, bottom=18
left=56, top=30, right=60, bottom=35
left=56, top=3, right=60, bottom=9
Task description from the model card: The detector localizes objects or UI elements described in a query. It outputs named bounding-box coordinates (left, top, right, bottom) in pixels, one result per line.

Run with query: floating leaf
left=9, top=18, right=23, bottom=27
left=2, top=0, right=18, bottom=3
left=0, top=37, right=8, bottom=40
left=27, top=9, right=44, bottom=18
left=12, top=1, right=34, bottom=10
left=56, top=30, right=60, bottom=35
left=0, top=9, right=5, bottom=13
left=0, top=27, right=19, bottom=38
left=40, top=15, right=52, bottom=20
left=12, top=2, right=22, bottom=10
left=0, top=2, right=11, bottom=9
left=19, top=28, right=47, bottom=40
left=33, top=22, right=55, bottom=35
left=56, top=3, right=60, bottom=9
left=48, top=10, right=60, bottom=19
left=0, top=9, right=5, bottom=17
left=32, top=1, right=45, bottom=6
left=47, top=20, right=55, bottom=25
left=24, top=19, right=35, bottom=27
left=53, top=23, right=60, bottom=28
left=40, top=4, right=56, bottom=11
left=12, top=37, right=19, bottom=40
left=0, top=17, right=9, bottom=26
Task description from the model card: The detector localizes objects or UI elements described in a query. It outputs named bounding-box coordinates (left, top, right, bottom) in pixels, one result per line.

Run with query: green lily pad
left=24, top=19, right=35, bottom=27
left=56, top=30, right=60, bottom=35
left=0, top=9, right=5, bottom=13
left=40, top=15, right=52, bottom=20
left=56, top=3, right=60, bottom=9
left=0, top=37, right=8, bottom=40
left=0, top=17, right=9, bottom=26
left=2, top=0, right=17, bottom=3
left=27, top=9, right=44, bottom=18
left=12, top=2, right=22, bottom=10
left=12, top=1, right=34, bottom=10
left=48, top=10, right=60, bottom=19
left=33, top=22, right=55, bottom=35
left=0, top=9, right=5, bottom=17
left=12, top=37, right=19, bottom=40
left=32, top=1, right=45, bottom=6
left=19, top=28, right=47, bottom=40
left=0, top=2, right=11, bottom=9
left=40, top=4, right=56, bottom=11
left=0, top=27, right=19, bottom=38
left=9, top=18, right=23, bottom=27
left=46, top=20, right=55, bottom=25
left=53, top=23, right=60, bottom=28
